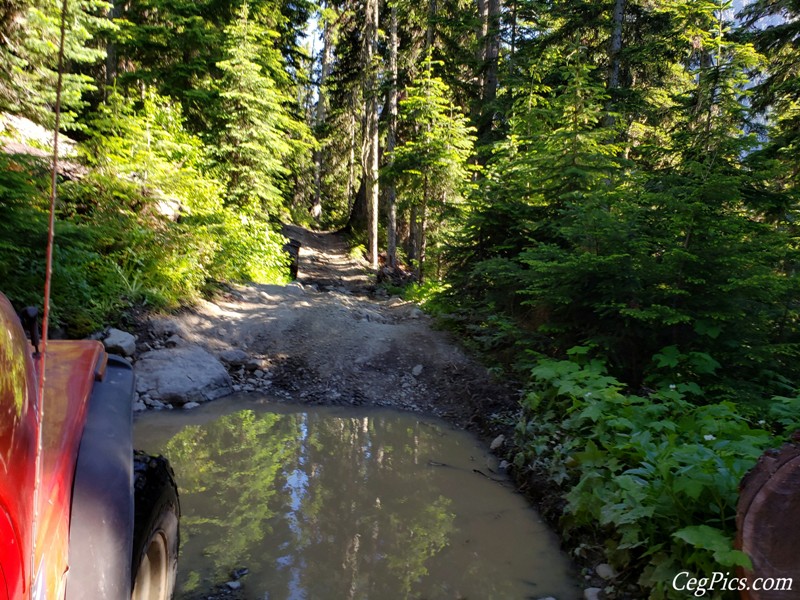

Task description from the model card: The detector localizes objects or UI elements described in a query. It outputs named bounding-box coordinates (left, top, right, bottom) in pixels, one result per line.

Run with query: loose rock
left=165, top=334, right=184, bottom=348
left=490, top=434, right=506, bottom=450
left=583, top=587, right=602, bottom=600
left=103, top=328, right=137, bottom=357
left=595, top=563, right=616, bottom=580
left=218, top=348, right=249, bottom=366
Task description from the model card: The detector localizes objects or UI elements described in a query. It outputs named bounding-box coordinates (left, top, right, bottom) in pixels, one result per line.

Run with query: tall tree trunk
left=508, top=0, right=517, bottom=75
left=483, top=0, right=500, bottom=104
left=604, top=0, right=626, bottom=128
left=106, top=0, right=121, bottom=87
left=427, top=0, right=437, bottom=51
left=386, top=2, right=398, bottom=268
left=480, top=0, right=501, bottom=139
left=408, top=204, right=418, bottom=264
left=608, top=0, right=625, bottom=91
left=365, top=0, right=380, bottom=269
left=348, top=109, right=356, bottom=209
left=312, top=5, right=334, bottom=221
left=417, top=178, right=429, bottom=283
left=475, top=0, right=488, bottom=94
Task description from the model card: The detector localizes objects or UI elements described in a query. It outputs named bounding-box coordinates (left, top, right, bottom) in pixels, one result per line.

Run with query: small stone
left=246, top=359, right=267, bottom=372
left=148, top=318, right=178, bottom=338
left=537, top=597, right=558, bottom=600
left=231, top=567, right=249, bottom=580
left=499, top=460, right=511, bottom=472
left=133, top=400, right=147, bottom=412
left=225, top=581, right=242, bottom=591
left=490, top=434, right=506, bottom=450
left=254, top=370, right=265, bottom=378
left=103, top=328, right=137, bottom=357
left=596, top=563, right=616, bottom=580
left=164, top=334, right=183, bottom=348
left=219, top=348, right=249, bottom=366
left=412, top=364, right=423, bottom=377
left=584, top=588, right=602, bottom=600
left=233, top=384, right=242, bottom=392
left=183, top=401, right=201, bottom=410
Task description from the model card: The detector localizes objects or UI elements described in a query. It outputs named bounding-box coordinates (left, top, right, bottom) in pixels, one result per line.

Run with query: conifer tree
left=0, top=0, right=108, bottom=127
left=386, top=54, right=476, bottom=280
left=214, top=1, right=311, bottom=216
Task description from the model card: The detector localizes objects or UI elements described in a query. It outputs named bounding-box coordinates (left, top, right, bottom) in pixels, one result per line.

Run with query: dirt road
left=141, top=225, right=516, bottom=438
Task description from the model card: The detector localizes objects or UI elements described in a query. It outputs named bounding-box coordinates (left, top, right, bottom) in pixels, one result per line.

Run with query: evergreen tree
left=214, top=1, right=311, bottom=216
left=386, top=54, right=476, bottom=280
left=0, top=0, right=109, bottom=127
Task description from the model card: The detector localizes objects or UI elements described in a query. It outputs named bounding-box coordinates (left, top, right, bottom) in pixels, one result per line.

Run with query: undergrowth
left=514, top=347, right=786, bottom=599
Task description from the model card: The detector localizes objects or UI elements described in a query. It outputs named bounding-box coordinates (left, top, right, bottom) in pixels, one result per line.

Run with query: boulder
left=103, top=328, right=137, bottom=357
left=135, top=345, right=233, bottom=405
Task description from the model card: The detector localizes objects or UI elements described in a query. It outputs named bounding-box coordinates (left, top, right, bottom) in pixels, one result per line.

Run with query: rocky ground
left=110, top=224, right=556, bottom=598
left=98, top=225, right=618, bottom=599
left=127, top=224, right=520, bottom=440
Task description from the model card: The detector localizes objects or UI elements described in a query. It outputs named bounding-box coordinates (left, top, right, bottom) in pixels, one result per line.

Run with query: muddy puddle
left=134, top=396, right=578, bottom=600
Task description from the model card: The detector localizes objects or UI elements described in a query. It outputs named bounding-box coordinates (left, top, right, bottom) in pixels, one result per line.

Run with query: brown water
left=134, top=396, right=578, bottom=600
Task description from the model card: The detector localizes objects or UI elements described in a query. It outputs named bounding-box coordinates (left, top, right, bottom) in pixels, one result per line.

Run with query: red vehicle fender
left=0, top=293, right=39, bottom=600
left=0, top=293, right=111, bottom=600
left=35, top=339, right=104, bottom=599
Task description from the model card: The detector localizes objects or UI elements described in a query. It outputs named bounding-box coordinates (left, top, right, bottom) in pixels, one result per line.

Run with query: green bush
left=514, top=349, right=772, bottom=598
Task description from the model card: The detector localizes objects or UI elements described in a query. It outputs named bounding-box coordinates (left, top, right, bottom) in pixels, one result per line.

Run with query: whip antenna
left=38, top=0, right=70, bottom=400
left=31, top=0, right=70, bottom=582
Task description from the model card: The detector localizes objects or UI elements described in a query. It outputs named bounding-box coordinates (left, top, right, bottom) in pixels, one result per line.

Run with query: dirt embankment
left=139, top=224, right=519, bottom=440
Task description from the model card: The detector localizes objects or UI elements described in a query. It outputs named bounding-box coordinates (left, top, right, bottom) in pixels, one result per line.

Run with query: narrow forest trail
left=134, top=226, right=587, bottom=600
left=141, top=224, right=517, bottom=437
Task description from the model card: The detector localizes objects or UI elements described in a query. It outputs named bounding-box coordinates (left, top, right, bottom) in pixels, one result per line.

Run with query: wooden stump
left=737, top=436, right=800, bottom=599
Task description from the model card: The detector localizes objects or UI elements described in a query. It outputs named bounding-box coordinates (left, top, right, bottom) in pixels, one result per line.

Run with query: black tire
left=132, top=451, right=180, bottom=600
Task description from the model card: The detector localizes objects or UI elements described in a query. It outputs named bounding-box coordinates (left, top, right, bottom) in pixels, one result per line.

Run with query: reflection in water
left=135, top=397, right=577, bottom=600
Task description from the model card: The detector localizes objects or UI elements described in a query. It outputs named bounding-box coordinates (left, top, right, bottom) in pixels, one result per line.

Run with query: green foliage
left=0, top=0, right=110, bottom=128
left=0, top=83, right=291, bottom=333
left=0, top=153, right=56, bottom=309
left=384, top=52, right=478, bottom=280
left=386, top=54, right=477, bottom=210
left=401, top=280, right=451, bottom=315
left=446, top=38, right=800, bottom=403
left=205, top=212, right=289, bottom=284
left=213, top=1, right=313, bottom=217
left=514, top=353, right=770, bottom=598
